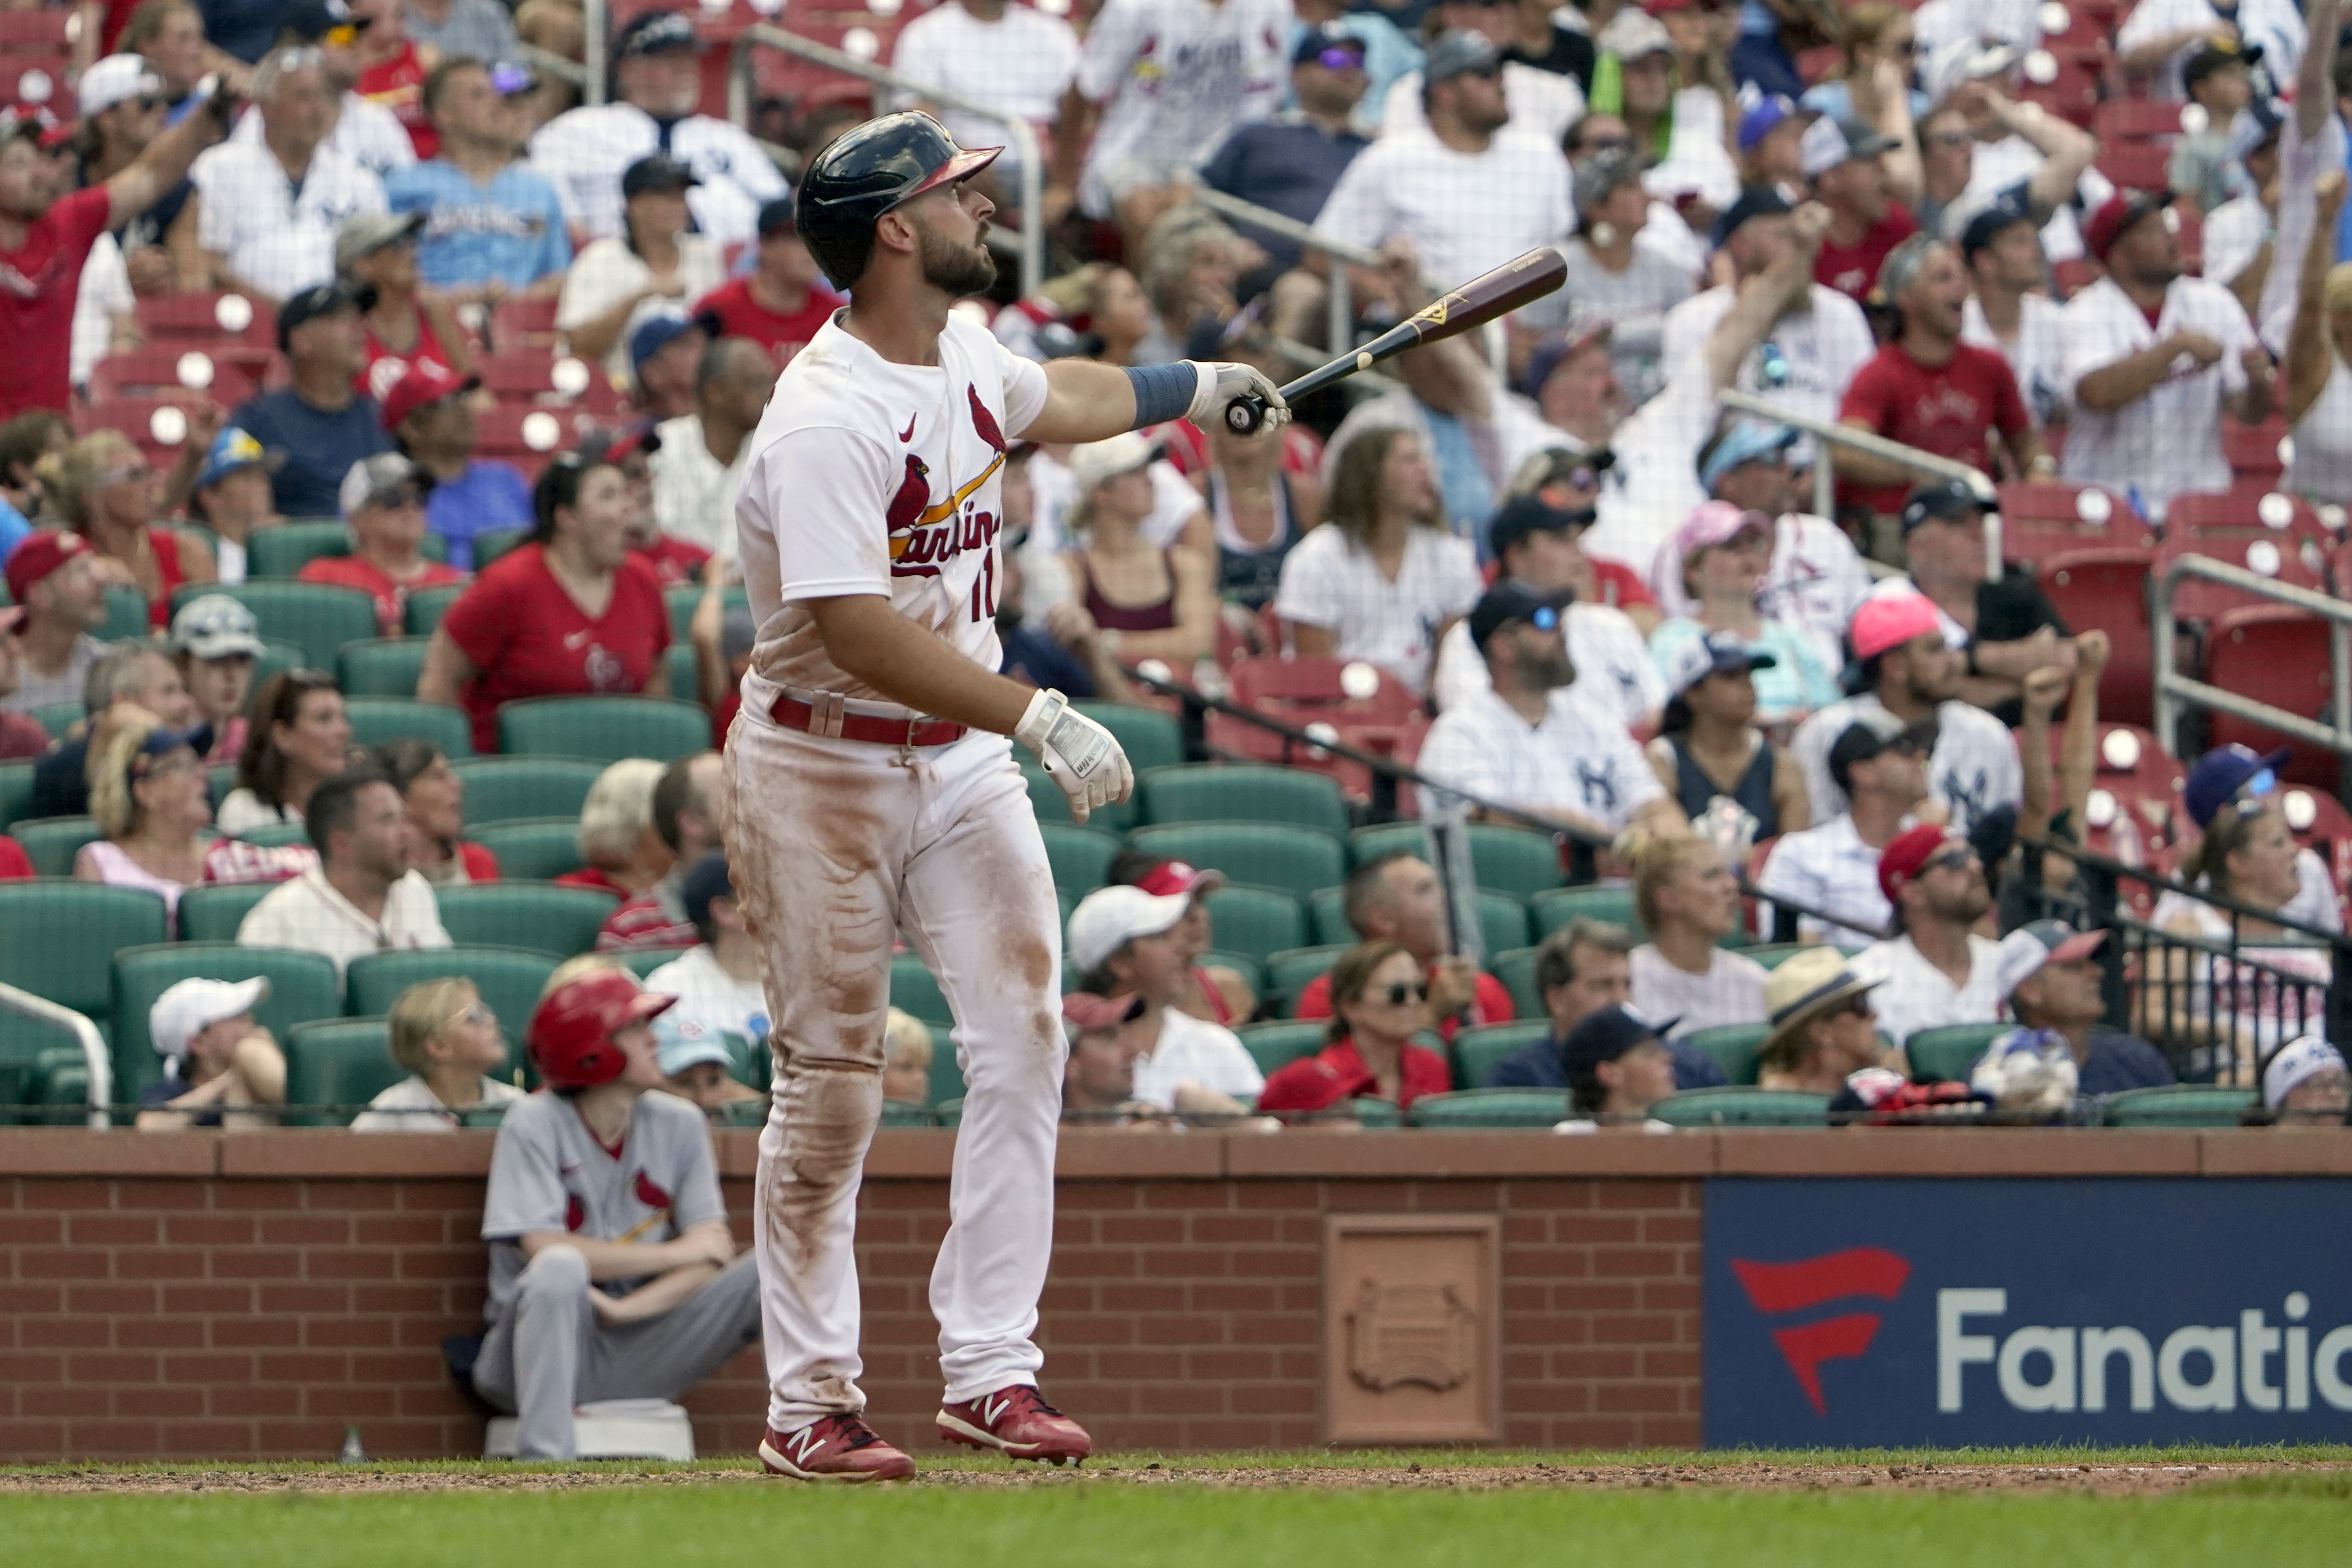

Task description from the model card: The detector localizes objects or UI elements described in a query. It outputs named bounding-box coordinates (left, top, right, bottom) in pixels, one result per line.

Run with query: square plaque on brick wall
left=1323, top=1214, right=1499, bottom=1445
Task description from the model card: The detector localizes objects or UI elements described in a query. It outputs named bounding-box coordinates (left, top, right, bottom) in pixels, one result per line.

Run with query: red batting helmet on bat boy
left=528, top=973, right=675, bottom=1091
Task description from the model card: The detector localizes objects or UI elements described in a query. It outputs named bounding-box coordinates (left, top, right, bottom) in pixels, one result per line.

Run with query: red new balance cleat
left=936, top=1385, right=1092, bottom=1464
left=759, top=1416, right=917, bottom=1482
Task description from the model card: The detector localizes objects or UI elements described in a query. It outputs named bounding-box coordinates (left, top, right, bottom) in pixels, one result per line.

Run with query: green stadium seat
left=1262, top=944, right=1348, bottom=1018
left=20, top=1044, right=95, bottom=1125
left=99, top=584, right=150, bottom=642
left=1236, top=1020, right=1327, bottom=1077
left=1021, top=757, right=1136, bottom=833
left=1199, top=948, right=1265, bottom=998
left=890, top=950, right=952, bottom=1028
left=1530, top=884, right=1643, bottom=941
left=0, top=761, right=33, bottom=830
left=1684, top=1023, right=1769, bottom=1087
left=344, top=946, right=550, bottom=1077
left=1073, top=702, right=1186, bottom=774
left=473, top=527, right=530, bottom=570
left=1408, top=1088, right=1570, bottom=1128
left=498, top=696, right=713, bottom=763
left=1350, top=822, right=1563, bottom=899
left=244, top=520, right=351, bottom=578
left=109, top=943, right=340, bottom=1101
left=232, top=822, right=311, bottom=850
left=1455, top=1021, right=1549, bottom=1088
left=924, top=1022, right=964, bottom=1108
left=405, top=584, right=464, bottom=637
left=1904, top=1023, right=2008, bottom=1083
left=1128, top=823, right=1345, bottom=900
left=1136, top=764, right=1349, bottom=836
left=1489, top=945, right=1543, bottom=1019
left=172, top=582, right=379, bottom=671
left=283, top=1017, right=401, bottom=1126
left=934, top=1096, right=965, bottom=1128
left=469, top=818, right=583, bottom=882
left=435, top=882, right=616, bottom=956
left=2100, top=1084, right=2258, bottom=1128
left=175, top=882, right=275, bottom=942
left=345, top=696, right=474, bottom=757
left=618, top=946, right=692, bottom=979
left=664, top=643, right=696, bottom=705
left=452, top=756, right=603, bottom=827
left=252, top=638, right=309, bottom=691
left=12, top=817, right=99, bottom=877
left=1344, top=1096, right=1404, bottom=1128
left=1037, top=821, right=1122, bottom=896
left=338, top=638, right=429, bottom=697
left=880, top=1099, right=936, bottom=1127
left=1652, top=1087, right=1830, bottom=1127
left=1201, top=885, right=1307, bottom=965
left=459, top=1103, right=512, bottom=1128
left=32, top=703, right=82, bottom=741
left=0, top=1005, right=88, bottom=1120
left=667, top=584, right=748, bottom=641
left=1741, top=943, right=1815, bottom=971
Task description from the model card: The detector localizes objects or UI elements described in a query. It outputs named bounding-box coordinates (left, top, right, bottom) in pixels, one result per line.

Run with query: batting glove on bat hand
left=1015, top=689, right=1133, bottom=825
left=1187, top=362, right=1290, bottom=435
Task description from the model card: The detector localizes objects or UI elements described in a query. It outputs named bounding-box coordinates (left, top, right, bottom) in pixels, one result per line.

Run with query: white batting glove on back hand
left=1186, top=361, right=1290, bottom=434
left=1015, top=689, right=1134, bottom=825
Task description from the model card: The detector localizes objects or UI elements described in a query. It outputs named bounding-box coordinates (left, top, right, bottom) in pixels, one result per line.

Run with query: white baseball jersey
left=737, top=312, right=1049, bottom=712
left=2057, top=273, right=2255, bottom=519
left=191, top=138, right=388, bottom=302
left=1791, top=691, right=2022, bottom=838
left=1075, top=0, right=1291, bottom=217
left=231, top=91, right=416, bottom=180
left=528, top=105, right=790, bottom=249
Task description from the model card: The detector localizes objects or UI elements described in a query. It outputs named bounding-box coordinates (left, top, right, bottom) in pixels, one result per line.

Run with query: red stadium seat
left=2095, top=99, right=2192, bottom=142
left=2096, top=141, right=2172, bottom=193
left=2201, top=607, right=2338, bottom=792
left=490, top=296, right=561, bottom=351
left=2156, top=532, right=2329, bottom=626
left=1998, top=482, right=2155, bottom=569
left=1227, top=655, right=1424, bottom=728
left=88, top=349, right=258, bottom=408
left=2223, top=419, right=2290, bottom=482
left=2037, top=547, right=2157, bottom=727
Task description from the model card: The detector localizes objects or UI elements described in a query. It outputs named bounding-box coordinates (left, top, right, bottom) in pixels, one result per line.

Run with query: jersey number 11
left=968, top=548, right=997, bottom=623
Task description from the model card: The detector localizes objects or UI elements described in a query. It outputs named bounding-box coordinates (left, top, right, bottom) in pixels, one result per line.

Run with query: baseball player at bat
left=727, top=112, right=1289, bottom=1483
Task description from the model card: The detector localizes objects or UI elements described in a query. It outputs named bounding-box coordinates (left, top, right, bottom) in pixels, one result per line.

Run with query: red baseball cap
left=379, top=362, right=481, bottom=432
left=1877, top=824, right=1962, bottom=907
left=2083, top=190, right=2167, bottom=262
left=1134, top=859, right=1228, bottom=898
left=1849, top=591, right=1943, bottom=662
left=4, top=529, right=94, bottom=605
left=1061, top=991, right=1146, bottom=1038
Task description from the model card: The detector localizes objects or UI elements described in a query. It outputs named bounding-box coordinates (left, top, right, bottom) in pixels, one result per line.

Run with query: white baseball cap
left=2263, top=1034, right=2348, bottom=1111
left=1066, top=432, right=1158, bottom=497
left=79, top=54, right=164, bottom=118
left=1066, top=885, right=1190, bottom=974
left=150, top=976, right=270, bottom=1061
left=169, top=593, right=266, bottom=661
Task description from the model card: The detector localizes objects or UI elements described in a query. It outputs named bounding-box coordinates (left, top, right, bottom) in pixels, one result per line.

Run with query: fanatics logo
left=1731, top=1247, right=1912, bottom=1415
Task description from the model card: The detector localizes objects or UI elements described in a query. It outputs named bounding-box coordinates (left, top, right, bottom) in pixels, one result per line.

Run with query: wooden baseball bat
left=1223, top=247, right=1569, bottom=435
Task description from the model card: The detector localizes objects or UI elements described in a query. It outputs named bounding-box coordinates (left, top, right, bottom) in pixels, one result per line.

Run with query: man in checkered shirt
left=193, top=46, right=388, bottom=304
left=526, top=9, right=788, bottom=252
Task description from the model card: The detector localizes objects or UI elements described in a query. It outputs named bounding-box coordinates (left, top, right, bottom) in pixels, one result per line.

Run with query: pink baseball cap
left=1675, top=500, right=1771, bottom=555
left=1850, top=591, right=1943, bottom=662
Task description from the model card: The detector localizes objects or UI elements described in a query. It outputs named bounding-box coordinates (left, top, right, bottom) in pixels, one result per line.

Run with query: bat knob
left=1224, top=396, right=1265, bottom=436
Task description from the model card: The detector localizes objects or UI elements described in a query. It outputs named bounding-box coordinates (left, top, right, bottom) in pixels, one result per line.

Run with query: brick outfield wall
left=3, top=1129, right=2351, bottom=1463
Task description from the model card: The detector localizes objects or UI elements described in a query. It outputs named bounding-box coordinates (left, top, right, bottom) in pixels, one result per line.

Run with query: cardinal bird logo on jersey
left=564, top=1193, right=585, bottom=1232
left=887, top=384, right=1006, bottom=580
left=634, top=1171, right=673, bottom=1211
left=967, top=383, right=1005, bottom=453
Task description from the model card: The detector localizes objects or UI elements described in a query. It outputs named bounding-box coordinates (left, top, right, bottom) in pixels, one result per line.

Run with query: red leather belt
left=769, top=691, right=967, bottom=747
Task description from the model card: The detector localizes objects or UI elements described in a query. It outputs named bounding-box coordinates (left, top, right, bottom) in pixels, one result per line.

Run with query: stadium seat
left=1261, top=944, right=1348, bottom=1017
left=1129, top=822, right=1345, bottom=899
left=245, top=521, right=352, bottom=578
left=468, top=818, right=584, bottom=882
left=1407, top=1088, right=1569, bottom=1128
left=109, top=943, right=341, bottom=1102
left=253, top=639, right=309, bottom=692
left=498, top=696, right=713, bottom=763
left=881, top=1100, right=937, bottom=1127
left=665, top=584, right=750, bottom=641
left=233, top=823, right=311, bottom=850
left=1489, top=945, right=1541, bottom=1018
left=1038, top=821, right=1121, bottom=896
left=1651, top=1087, right=1830, bottom=1127
left=1021, top=757, right=1136, bottom=832
left=1236, top=1019, right=1326, bottom=1077
left=338, top=638, right=429, bottom=697
left=1683, top=1023, right=1768, bottom=1087
left=434, top=882, right=618, bottom=956
left=1200, top=885, right=1307, bottom=965
left=345, top=946, right=550, bottom=1074
left=922, top=1022, right=963, bottom=1108
left=100, top=584, right=151, bottom=641
left=890, top=950, right=952, bottom=1028
left=2100, top=1084, right=2258, bottom=1127
left=2037, top=548, right=2157, bottom=727
left=1529, top=885, right=1642, bottom=941
left=1350, top=822, right=1562, bottom=899
left=2094, top=140, right=2170, bottom=191
left=1477, top=891, right=1531, bottom=954
left=0, top=761, right=31, bottom=829
left=473, top=527, right=531, bottom=570
left=89, top=346, right=258, bottom=407
left=283, top=1017, right=401, bottom=1126
left=1200, top=948, right=1264, bottom=997
left=2223, top=419, right=2290, bottom=483
left=1904, top=1022, right=2007, bottom=1083
left=31, top=703, right=81, bottom=741
left=171, top=582, right=379, bottom=671
left=345, top=697, right=474, bottom=758
left=451, top=757, right=604, bottom=827
left=2093, top=99, right=2192, bottom=142
left=405, top=584, right=465, bottom=637
left=2202, top=607, right=2336, bottom=789
left=1073, top=701, right=1186, bottom=775
left=1454, top=1020, right=1548, bottom=1087
left=10, top=816, right=96, bottom=877
left=1135, top=764, right=1350, bottom=836
left=176, top=882, right=276, bottom=942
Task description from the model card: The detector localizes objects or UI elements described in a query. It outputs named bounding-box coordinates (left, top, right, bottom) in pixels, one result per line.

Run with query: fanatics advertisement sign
left=1703, top=1179, right=2352, bottom=1447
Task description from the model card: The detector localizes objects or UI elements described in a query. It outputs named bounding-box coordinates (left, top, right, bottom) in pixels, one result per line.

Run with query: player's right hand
left=1015, top=689, right=1133, bottom=825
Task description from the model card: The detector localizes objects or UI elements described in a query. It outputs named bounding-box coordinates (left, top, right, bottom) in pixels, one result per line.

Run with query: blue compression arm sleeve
left=1125, top=362, right=1199, bottom=428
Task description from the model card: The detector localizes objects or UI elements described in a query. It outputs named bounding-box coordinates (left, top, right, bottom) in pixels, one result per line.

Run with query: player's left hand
left=1188, top=362, right=1290, bottom=435
left=1015, top=689, right=1134, bottom=825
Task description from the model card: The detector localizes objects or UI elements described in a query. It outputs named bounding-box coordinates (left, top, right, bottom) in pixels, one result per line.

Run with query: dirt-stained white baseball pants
left=725, top=706, right=1065, bottom=1434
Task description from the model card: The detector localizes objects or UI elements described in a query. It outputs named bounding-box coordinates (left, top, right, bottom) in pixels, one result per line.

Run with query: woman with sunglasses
left=1755, top=946, right=1890, bottom=1095
left=76, top=715, right=212, bottom=935
left=1256, top=941, right=1453, bottom=1115
left=35, top=430, right=216, bottom=627
left=297, top=453, right=468, bottom=635
left=1798, top=3, right=1929, bottom=128
left=350, top=977, right=525, bottom=1130
left=219, top=669, right=354, bottom=832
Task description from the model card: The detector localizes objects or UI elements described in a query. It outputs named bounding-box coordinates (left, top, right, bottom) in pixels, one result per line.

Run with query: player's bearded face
left=914, top=200, right=998, bottom=298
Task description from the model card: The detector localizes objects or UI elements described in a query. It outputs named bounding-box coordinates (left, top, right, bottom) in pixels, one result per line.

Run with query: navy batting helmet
left=794, top=111, right=1003, bottom=291
left=527, top=972, right=674, bottom=1091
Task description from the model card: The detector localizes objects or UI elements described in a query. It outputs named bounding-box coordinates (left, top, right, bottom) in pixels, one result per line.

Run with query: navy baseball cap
left=616, top=8, right=701, bottom=58
left=622, top=152, right=700, bottom=197
left=1663, top=627, right=1776, bottom=698
left=2184, top=743, right=2291, bottom=828
left=681, top=849, right=735, bottom=932
left=1899, top=476, right=1988, bottom=535
left=1487, top=490, right=1591, bottom=558
left=1712, top=185, right=1794, bottom=249
left=630, top=311, right=704, bottom=371
left=1424, top=29, right=1501, bottom=85
left=1958, top=193, right=2036, bottom=262
left=1561, top=1004, right=1678, bottom=1078
left=1467, top=580, right=1573, bottom=651
left=757, top=196, right=797, bottom=236
left=1293, top=22, right=1367, bottom=67
left=277, top=279, right=374, bottom=351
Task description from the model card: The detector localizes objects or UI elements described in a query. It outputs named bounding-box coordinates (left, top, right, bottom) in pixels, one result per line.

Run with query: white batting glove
left=1186, top=361, right=1290, bottom=435
left=1015, top=689, right=1133, bottom=825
